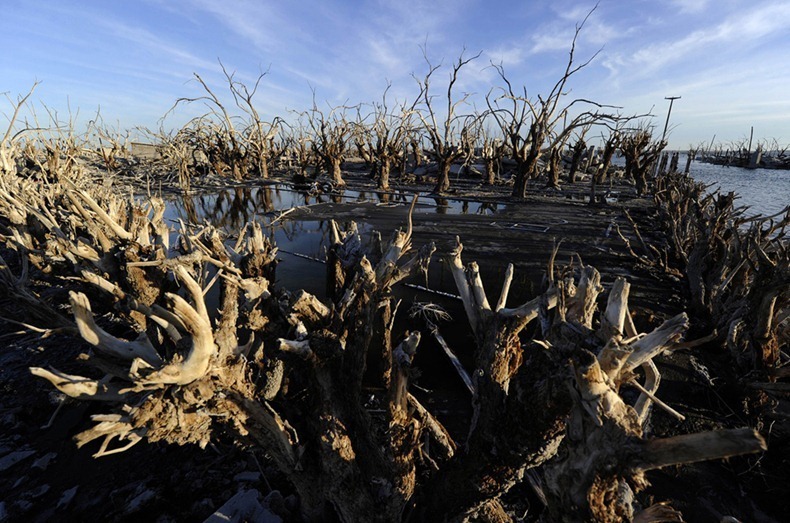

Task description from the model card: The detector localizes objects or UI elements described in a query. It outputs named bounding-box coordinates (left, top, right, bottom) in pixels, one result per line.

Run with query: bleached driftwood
left=69, top=291, right=163, bottom=367
left=29, top=367, right=127, bottom=402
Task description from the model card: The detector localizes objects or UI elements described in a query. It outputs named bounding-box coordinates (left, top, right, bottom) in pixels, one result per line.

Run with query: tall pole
left=656, top=96, right=681, bottom=175
left=661, top=96, right=681, bottom=143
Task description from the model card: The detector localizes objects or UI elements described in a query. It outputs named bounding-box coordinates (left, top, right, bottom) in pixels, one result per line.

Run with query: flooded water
left=687, top=158, right=789, bottom=217
left=161, top=184, right=508, bottom=303
left=610, top=153, right=788, bottom=217
left=157, top=159, right=788, bottom=305
left=162, top=184, right=499, bottom=229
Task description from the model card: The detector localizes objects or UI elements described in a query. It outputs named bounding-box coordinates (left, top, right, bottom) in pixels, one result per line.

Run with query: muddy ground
left=0, top=165, right=786, bottom=521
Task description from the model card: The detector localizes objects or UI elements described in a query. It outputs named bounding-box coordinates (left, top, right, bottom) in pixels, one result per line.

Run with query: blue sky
left=2, top=0, right=789, bottom=149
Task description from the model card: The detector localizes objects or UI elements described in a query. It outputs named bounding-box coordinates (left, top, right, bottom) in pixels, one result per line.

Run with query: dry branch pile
left=644, top=173, right=789, bottom=376
left=0, top=167, right=770, bottom=522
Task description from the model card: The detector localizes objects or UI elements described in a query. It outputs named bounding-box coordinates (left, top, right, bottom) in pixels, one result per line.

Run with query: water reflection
left=160, top=184, right=545, bottom=350
left=167, top=184, right=494, bottom=231
left=434, top=197, right=449, bottom=215
left=172, top=187, right=277, bottom=230
left=477, top=202, right=497, bottom=215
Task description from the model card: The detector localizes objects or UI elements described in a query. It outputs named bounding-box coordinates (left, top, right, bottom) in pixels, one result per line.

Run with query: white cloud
left=528, top=4, right=618, bottom=55
left=215, top=3, right=284, bottom=50
left=486, top=46, right=526, bottom=67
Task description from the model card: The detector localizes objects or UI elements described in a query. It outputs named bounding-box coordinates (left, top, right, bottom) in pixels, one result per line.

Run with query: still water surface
left=687, top=156, right=789, bottom=217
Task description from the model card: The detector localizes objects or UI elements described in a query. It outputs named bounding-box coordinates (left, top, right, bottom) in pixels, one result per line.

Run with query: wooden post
left=747, top=146, right=762, bottom=169
left=747, top=125, right=754, bottom=155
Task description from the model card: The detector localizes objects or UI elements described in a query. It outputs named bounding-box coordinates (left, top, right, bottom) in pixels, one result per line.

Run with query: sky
left=2, top=0, right=789, bottom=150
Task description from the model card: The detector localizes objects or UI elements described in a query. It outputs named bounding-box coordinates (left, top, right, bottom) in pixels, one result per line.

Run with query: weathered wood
left=625, top=313, right=689, bottom=371
left=567, top=266, right=603, bottom=328
left=69, top=291, right=163, bottom=367
left=599, top=276, right=630, bottom=340
left=407, top=393, right=456, bottom=460
left=30, top=367, right=127, bottom=402
left=630, top=367, right=685, bottom=422
left=425, top=319, right=474, bottom=394
left=635, top=428, right=766, bottom=471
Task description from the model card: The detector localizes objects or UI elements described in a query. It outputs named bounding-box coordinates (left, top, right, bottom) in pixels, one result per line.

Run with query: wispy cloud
left=94, top=19, right=217, bottom=74
left=180, top=0, right=286, bottom=53
left=669, top=0, right=711, bottom=14
left=624, top=2, right=790, bottom=75
left=485, top=46, right=526, bottom=67
left=529, top=5, right=618, bottom=55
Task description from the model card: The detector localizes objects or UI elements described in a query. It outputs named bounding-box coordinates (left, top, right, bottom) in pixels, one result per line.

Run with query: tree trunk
left=511, top=156, right=537, bottom=198
left=546, top=148, right=561, bottom=189
left=485, top=158, right=497, bottom=185
left=434, top=158, right=452, bottom=193
left=411, top=140, right=423, bottom=168
left=259, top=156, right=269, bottom=179
left=330, top=156, right=345, bottom=186
left=378, top=157, right=391, bottom=191
left=684, top=150, right=694, bottom=173
left=231, top=158, right=243, bottom=181
left=590, top=141, right=616, bottom=204
left=567, top=141, right=585, bottom=184
left=634, top=163, right=649, bottom=196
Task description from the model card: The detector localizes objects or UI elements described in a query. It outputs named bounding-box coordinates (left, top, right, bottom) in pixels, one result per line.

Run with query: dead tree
left=479, top=124, right=505, bottom=185
left=164, top=61, right=283, bottom=182
left=545, top=136, right=568, bottom=189
left=2, top=92, right=87, bottom=183
left=86, top=110, right=131, bottom=173
left=590, top=131, right=620, bottom=204
left=144, top=124, right=204, bottom=192
left=620, top=127, right=666, bottom=195
left=351, top=110, right=376, bottom=177
left=27, top=126, right=85, bottom=182
left=2, top=179, right=432, bottom=520
left=362, top=84, right=418, bottom=191
left=165, top=71, right=250, bottom=181
left=567, top=130, right=590, bottom=184
left=413, top=240, right=765, bottom=520
left=413, top=49, right=480, bottom=194
left=282, top=118, right=314, bottom=183
left=1, top=83, right=40, bottom=176
left=409, top=136, right=424, bottom=169
left=684, top=143, right=703, bottom=173
left=222, top=66, right=283, bottom=179
left=487, top=8, right=624, bottom=198
left=649, top=173, right=789, bottom=373
left=306, top=97, right=352, bottom=187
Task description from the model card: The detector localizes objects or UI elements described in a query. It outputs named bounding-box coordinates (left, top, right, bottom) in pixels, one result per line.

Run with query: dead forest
left=1, top=33, right=789, bottom=523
